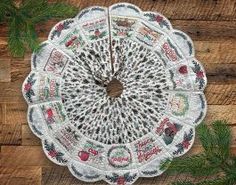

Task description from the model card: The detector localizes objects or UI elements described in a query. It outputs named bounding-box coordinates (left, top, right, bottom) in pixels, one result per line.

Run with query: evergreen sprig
left=162, top=120, right=236, bottom=185
left=0, top=0, right=78, bottom=57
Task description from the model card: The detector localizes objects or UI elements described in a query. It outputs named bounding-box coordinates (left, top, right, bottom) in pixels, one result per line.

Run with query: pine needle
left=1, top=0, right=78, bottom=57
left=197, top=123, right=216, bottom=157
left=46, top=2, right=78, bottom=18
left=0, top=0, right=13, bottom=22
left=211, top=120, right=231, bottom=160
left=22, top=22, right=39, bottom=51
left=8, top=17, right=25, bottom=57
left=162, top=120, right=236, bottom=185
left=164, top=154, right=220, bottom=176
left=174, top=177, right=234, bottom=185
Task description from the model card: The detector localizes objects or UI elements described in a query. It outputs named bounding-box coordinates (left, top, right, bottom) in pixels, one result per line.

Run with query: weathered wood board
left=1, top=0, right=236, bottom=184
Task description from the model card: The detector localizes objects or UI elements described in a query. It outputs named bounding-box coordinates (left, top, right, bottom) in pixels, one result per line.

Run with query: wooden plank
left=0, top=59, right=10, bottom=82
left=205, top=84, right=236, bottom=105
left=0, top=124, right=21, bottom=145
left=1, top=146, right=52, bottom=167
left=5, top=103, right=27, bottom=125
left=47, top=0, right=236, bottom=21
left=171, top=20, right=236, bottom=41
left=42, top=166, right=81, bottom=185
left=0, top=82, right=24, bottom=103
left=22, top=125, right=41, bottom=146
left=0, top=103, right=3, bottom=124
left=205, top=105, right=236, bottom=125
left=205, top=63, right=236, bottom=84
left=195, top=40, right=236, bottom=64
left=136, top=174, right=212, bottom=185
left=11, top=57, right=31, bottom=83
left=0, top=37, right=10, bottom=57
left=0, top=166, right=41, bottom=185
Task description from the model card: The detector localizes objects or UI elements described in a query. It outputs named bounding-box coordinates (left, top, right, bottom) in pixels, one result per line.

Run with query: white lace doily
left=22, top=3, right=207, bottom=185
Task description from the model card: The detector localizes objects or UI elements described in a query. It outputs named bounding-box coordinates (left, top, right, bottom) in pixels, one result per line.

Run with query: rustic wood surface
left=0, top=0, right=236, bottom=184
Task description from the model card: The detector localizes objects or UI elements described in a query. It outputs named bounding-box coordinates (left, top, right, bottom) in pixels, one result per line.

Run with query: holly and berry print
left=191, top=60, right=205, bottom=89
left=144, top=13, right=170, bottom=30
left=173, top=128, right=194, bottom=155
left=89, top=29, right=107, bottom=40
left=24, top=73, right=36, bottom=103
left=51, top=20, right=74, bottom=40
left=44, top=139, right=67, bottom=163
left=106, top=172, right=137, bottom=185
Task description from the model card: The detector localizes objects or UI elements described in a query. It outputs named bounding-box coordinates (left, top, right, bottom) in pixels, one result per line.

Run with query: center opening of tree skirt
left=106, top=78, right=124, bottom=98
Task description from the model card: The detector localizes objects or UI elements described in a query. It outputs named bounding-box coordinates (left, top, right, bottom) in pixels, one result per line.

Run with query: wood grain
left=0, top=37, right=9, bottom=58
left=195, top=40, right=236, bottom=64
left=204, top=63, right=236, bottom=84
left=1, top=146, right=52, bottom=167
left=0, top=124, right=21, bottom=145
left=0, top=59, right=10, bottom=82
left=205, top=105, right=236, bottom=125
left=1, top=0, right=236, bottom=184
left=0, top=166, right=41, bottom=185
left=65, top=0, right=236, bottom=21
left=5, top=103, right=27, bottom=125
left=171, top=20, right=236, bottom=41
left=0, top=103, right=3, bottom=124
left=21, top=125, right=41, bottom=146
left=205, top=84, right=236, bottom=105
left=42, top=166, right=82, bottom=185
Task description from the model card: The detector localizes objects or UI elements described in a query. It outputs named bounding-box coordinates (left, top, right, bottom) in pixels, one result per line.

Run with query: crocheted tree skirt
left=22, top=3, right=207, bottom=185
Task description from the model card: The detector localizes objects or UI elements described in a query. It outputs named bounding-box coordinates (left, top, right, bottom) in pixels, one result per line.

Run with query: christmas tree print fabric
left=22, top=3, right=207, bottom=185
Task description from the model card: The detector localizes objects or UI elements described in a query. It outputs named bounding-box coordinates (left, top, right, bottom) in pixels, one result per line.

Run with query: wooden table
left=0, top=0, right=236, bottom=184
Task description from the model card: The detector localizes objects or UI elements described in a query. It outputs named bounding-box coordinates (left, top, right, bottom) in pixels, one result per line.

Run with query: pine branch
left=30, top=2, right=77, bottom=24
left=211, top=120, right=231, bottom=161
left=8, top=17, right=25, bottom=57
left=46, top=2, right=78, bottom=19
left=164, top=120, right=236, bottom=185
left=0, top=0, right=14, bottom=22
left=174, top=176, right=234, bottom=185
left=1, top=0, right=79, bottom=57
left=164, top=154, right=220, bottom=176
left=23, top=22, right=39, bottom=51
left=197, top=123, right=217, bottom=158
